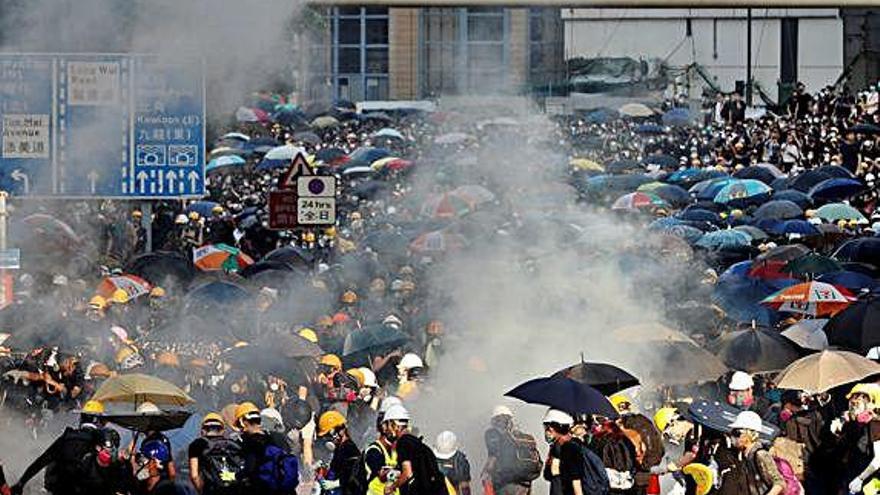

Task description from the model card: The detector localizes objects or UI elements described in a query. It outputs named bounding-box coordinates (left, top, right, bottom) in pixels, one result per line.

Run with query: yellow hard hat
left=848, top=383, right=880, bottom=405
left=347, top=369, right=366, bottom=388
left=201, top=412, right=226, bottom=428
left=188, top=211, right=200, bottom=220
left=115, top=346, right=137, bottom=364
left=303, top=231, right=316, bottom=243
left=82, top=400, right=105, bottom=415
left=110, top=289, right=129, bottom=304
left=325, top=227, right=337, bottom=238
left=341, top=290, right=358, bottom=304
left=653, top=407, right=678, bottom=432
left=317, top=410, right=347, bottom=437
left=682, top=463, right=714, bottom=495
left=132, top=210, right=143, bottom=218
left=150, top=287, right=166, bottom=298
left=89, top=295, right=108, bottom=310
left=234, top=402, right=260, bottom=423
left=320, top=354, right=342, bottom=370
left=298, top=328, right=318, bottom=344
left=609, top=394, right=633, bottom=412
left=211, top=205, right=224, bottom=214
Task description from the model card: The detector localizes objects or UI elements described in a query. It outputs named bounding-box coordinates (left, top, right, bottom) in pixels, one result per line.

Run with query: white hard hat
left=137, top=402, right=160, bottom=414
left=383, top=404, right=411, bottom=422
left=358, top=367, right=378, bottom=388
left=729, top=371, right=754, bottom=391
left=379, top=396, right=403, bottom=414
left=175, top=214, right=188, bottom=224
left=492, top=405, right=513, bottom=418
left=110, top=325, right=129, bottom=342
left=434, top=431, right=458, bottom=460
left=542, top=408, right=574, bottom=426
left=398, top=353, right=424, bottom=371
left=729, top=410, right=763, bottom=432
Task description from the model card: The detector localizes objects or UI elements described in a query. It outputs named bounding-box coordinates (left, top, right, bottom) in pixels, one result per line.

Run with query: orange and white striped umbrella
left=96, top=275, right=153, bottom=301
left=193, top=244, right=254, bottom=273
left=762, top=281, right=856, bottom=317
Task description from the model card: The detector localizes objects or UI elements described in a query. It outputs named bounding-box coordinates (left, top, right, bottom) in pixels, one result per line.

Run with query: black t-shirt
left=558, top=441, right=586, bottom=495
left=841, top=141, right=861, bottom=173
left=330, top=439, right=361, bottom=494
left=396, top=434, right=444, bottom=495
left=188, top=436, right=210, bottom=460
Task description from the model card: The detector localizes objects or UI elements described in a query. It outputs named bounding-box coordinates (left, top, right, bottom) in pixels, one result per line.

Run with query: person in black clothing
left=723, top=92, right=746, bottom=125
left=316, top=411, right=361, bottom=495
left=11, top=401, right=109, bottom=495
left=382, top=405, right=446, bottom=495
left=189, top=412, right=242, bottom=495
left=543, top=409, right=588, bottom=495
left=841, top=130, right=862, bottom=174
left=237, top=403, right=291, bottom=494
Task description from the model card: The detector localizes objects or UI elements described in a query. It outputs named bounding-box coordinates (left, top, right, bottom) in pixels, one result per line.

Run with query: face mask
left=779, top=409, right=793, bottom=422
left=858, top=411, right=874, bottom=424
left=544, top=432, right=555, bottom=445
left=269, top=383, right=279, bottom=392
left=97, top=449, right=112, bottom=467
left=135, top=462, right=151, bottom=481
left=851, top=401, right=868, bottom=416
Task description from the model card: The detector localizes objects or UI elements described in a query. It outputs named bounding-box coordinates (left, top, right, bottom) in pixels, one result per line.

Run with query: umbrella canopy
left=263, top=245, right=315, bottom=267
left=637, top=341, right=729, bottom=385
left=186, top=201, right=221, bottom=218
left=766, top=219, right=820, bottom=237
left=713, top=179, right=772, bottom=204
left=421, top=193, right=472, bottom=219
left=753, top=200, right=804, bottom=221
left=410, top=230, right=467, bottom=254
left=20, top=213, right=81, bottom=245
left=781, top=319, right=830, bottom=351
left=733, top=166, right=780, bottom=185
left=808, top=178, right=865, bottom=201
left=193, top=244, right=255, bottom=273
left=692, top=177, right=739, bottom=201
left=552, top=362, right=640, bottom=395
left=695, top=229, right=751, bottom=251
left=662, top=107, right=690, bottom=126
left=619, top=103, right=654, bottom=117
left=315, top=147, right=348, bottom=164
left=505, top=376, right=618, bottom=418
left=710, top=328, right=801, bottom=373
left=293, top=131, right=322, bottom=146
left=771, top=190, right=812, bottom=209
left=824, top=296, right=880, bottom=354
left=816, top=271, right=879, bottom=292
left=634, top=123, right=665, bottom=135
left=734, top=225, right=768, bottom=242
left=570, top=158, right=604, bottom=172
left=371, top=157, right=413, bottom=172
left=783, top=253, right=843, bottom=277
left=220, top=132, right=250, bottom=142
left=815, top=203, right=867, bottom=223
left=639, top=183, right=690, bottom=206
left=373, top=128, right=405, bottom=140
left=688, top=399, right=779, bottom=441
left=104, top=410, right=192, bottom=433
left=125, top=251, right=195, bottom=287
left=834, top=237, right=880, bottom=267
left=761, top=281, right=856, bottom=317
left=677, top=208, right=722, bottom=224
left=91, top=373, right=194, bottom=407
left=311, top=115, right=340, bottom=128
left=96, top=275, right=153, bottom=302
left=434, top=132, right=474, bottom=145
left=611, top=192, right=667, bottom=212
left=348, top=147, right=392, bottom=166
left=206, top=155, right=246, bottom=174
left=605, top=159, right=643, bottom=174
left=775, top=350, right=880, bottom=394
left=343, top=325, right=411, bottom=357
left=756, top=244, right=810, bottom=264
left=258, top=145, right=307, bottom=170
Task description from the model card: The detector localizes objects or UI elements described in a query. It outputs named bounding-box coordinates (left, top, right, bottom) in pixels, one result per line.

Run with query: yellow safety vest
left=367, top=441, right=399, bottom=495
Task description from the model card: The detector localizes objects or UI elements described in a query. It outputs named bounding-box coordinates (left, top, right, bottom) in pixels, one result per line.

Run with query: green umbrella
left=783, top=253, right=843, bottom=278
left=814, top=203, right=867, bottom=223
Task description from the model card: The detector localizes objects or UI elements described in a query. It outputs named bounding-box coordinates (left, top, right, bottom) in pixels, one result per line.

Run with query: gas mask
left=728, top=390, right=754, bottom=409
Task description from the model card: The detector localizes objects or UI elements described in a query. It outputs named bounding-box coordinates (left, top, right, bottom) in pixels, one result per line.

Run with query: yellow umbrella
left=682, top=464, right=714, bottom=495
left=619, top=103, right=655, bottom=117
left=91, top=373, right=194, bottom=407
left=570, top=158, right=604, bottom=172
left=775, top=350, right=880, bottom=394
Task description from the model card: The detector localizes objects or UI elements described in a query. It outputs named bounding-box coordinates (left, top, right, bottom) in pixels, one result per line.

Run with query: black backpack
left=575, top=442, right=610, bottom=495
left=403, top=435, right=447, bottom=495
left=621, top=414, right=665, bottom=468
left=347, top=442, right=382, bottom=495
left=200, top=437, right=246, bottom=494
left=498, top=430, right=542, bottom=485
left=437, top=451, right=470, bottom=485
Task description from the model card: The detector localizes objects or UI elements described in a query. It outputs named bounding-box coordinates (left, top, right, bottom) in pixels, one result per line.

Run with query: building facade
left=301, top=6, right=564, bottom=101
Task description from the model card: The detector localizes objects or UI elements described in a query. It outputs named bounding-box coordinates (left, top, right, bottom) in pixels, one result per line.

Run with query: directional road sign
left=0, top=54, right=205, bottom=198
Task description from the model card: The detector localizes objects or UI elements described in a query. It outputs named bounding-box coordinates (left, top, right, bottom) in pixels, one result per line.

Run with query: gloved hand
left=320, top=479, right=341, bottom=491
left=831, top=417, right=845, bottom=435
left=849, top=477, right=863, bottom=494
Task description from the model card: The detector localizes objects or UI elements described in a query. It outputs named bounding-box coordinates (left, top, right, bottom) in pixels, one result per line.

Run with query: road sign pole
left=0, top=192, right=8, bottom=307
left=142, top=201, right=153, bottom=253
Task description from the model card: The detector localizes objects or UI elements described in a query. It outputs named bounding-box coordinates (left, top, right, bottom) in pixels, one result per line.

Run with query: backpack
left=201, top=437, right=247, bottom=494
left=771, top=456, right=803, bottom=495
left=44, top=427, right=101, bottom=492
left=403, top=435, right=447, bottom=495
left=575, top=442, right=610, bottom=495
left=346, top=443, right=381, bottom=495
left=770, top=437, right=805, bottom=481
left=593, top=433, right=636, bottom=490
left=621, top=414, right=665, bottom=468
left=437, top=452, right=470, bottom=485
left=257, top=444, right=299, bottom=493
left=498, top=430, right=542, bottom=484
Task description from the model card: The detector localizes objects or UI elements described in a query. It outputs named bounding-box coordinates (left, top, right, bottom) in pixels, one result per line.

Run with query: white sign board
left=297, top=176, right=336, bottom=197
left=2, top=114, right=50, bottom=158
left=297, top=197, right=336, bottom=225
left=67, top=61, right=121, bottom=106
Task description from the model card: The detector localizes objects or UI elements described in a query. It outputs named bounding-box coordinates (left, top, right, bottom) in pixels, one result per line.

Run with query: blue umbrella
left=649, top=184, right=690, bottom=206
left=816, top=165, right=856, bottom=179
left=505, top=376, right=618, bottom=418
left=714, top=179, right=772, bottom=204
left=635, top=123, right=665, bottom=135
left=666, top=224, right=705, bottom=244
left=206, top=155, right=246, bottom=173
left=766, top=219, right=820, bottom=236
left=647, top=217, right=684, bottom=230
left=662, top=107, right=691, bottom=126
left=348, top=146, right=391, bottom=166
left=184, top=281, right=250, bottom=310
left=692, top=177, right=739, bottom=201
left=791, top=170, right=833, bottom=192
left=712, top=273, right=790, bottom=325
left=770, top=190, right=812, bottom=209
left=677, top=208, right=721, bottom=224
left=644, top=154, right=677, bottom=168
left=666, top=168, right=702, bottom=184
left=733, top=166, right=779, bottom=185
left=696, top=229, right=751, bottom=250
left=373, top=128, right=405, bottom=140
left=315, top=147, right=347, bottom=163
left=186, top=201, right=220, bottom=218
left=816, top=271, right=880, bottom=292
left=809, top=178, right=865, bottom=201
left=753, top=200, right=803, bottom=220
left=243, top=136, right=281, bottom=153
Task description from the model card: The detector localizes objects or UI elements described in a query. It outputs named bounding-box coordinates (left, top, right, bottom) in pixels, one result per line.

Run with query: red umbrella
left=762, top=281, right=856, bottom=317
left=748, top=260, right=794, bottom=280
left=420, top=193, right=472, bottom=219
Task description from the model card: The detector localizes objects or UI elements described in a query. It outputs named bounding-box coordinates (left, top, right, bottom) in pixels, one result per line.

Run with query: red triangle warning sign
left=280, top=152, right=313, bottom=189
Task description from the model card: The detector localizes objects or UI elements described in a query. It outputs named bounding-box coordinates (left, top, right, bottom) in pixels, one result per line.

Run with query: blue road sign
left=0, top=54, right=205, bottom=198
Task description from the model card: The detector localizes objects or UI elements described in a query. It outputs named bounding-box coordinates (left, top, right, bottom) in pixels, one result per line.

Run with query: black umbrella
left=263, top=246, right=315, bottom=267
left=709, top=328, right=802, bottom=373
left=688, top=399, right=779, bottom=441
left=771, top=190, right=812, bottom=209
left=752, top=200, right=804, bottom=220
left=755, top=244, right=810, bottom=263
left=834, top=238, right=880, bottom=267
left=506, top=376, right=618, bottom=418
left=103, top=410, right=192, bottom=432
left=733, top=167, right=778, bottom=185
left=552, top=361, right=640, bottom=395
left=605, top=159, right=643, bottom=175
left=343, top=325, right=410, bottom=357
left=789, top=170, right=832, bottom=193
left=125, top=251, right=196, bottom=288
left=851, top=123, right=880, bottom=135
left=824, top=295, right=880, bottom=354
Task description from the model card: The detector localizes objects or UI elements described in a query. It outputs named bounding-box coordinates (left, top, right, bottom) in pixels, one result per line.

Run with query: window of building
left=331, top=7, right=389, bottom=101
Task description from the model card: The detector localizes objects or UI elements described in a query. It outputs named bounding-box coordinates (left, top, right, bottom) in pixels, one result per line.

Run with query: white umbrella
left=781, top=319, right=829, bottom=351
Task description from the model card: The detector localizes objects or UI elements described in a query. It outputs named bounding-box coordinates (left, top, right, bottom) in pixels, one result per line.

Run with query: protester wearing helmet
left=434, top=431, right=472, bottom=495
left=728, top=411, right=786, bottom=495
left=396, top=353, right=424, bottom=400
left=236, top=401, right=297, bottom=495
left=484, top=405, right=541, bottom=495
left=317, top=411, right=361, bottom=495
left=727, top=371, right=758, bottom=411
left=609, top=395, right=665, bottom=487
left=189, top=412, right=233, bottom=495
left=835, top=383, right=880, bottom=495
left=363, top=402, right=402, bottom=495
left=542, top=409, right=610, bottom=495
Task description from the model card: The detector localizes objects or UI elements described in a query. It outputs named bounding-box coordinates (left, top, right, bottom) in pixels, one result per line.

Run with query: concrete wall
left=390, top=8, right=420, bottom=99
left=562, top=8, right=843, bottom=97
